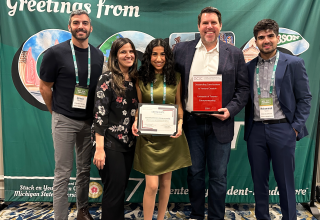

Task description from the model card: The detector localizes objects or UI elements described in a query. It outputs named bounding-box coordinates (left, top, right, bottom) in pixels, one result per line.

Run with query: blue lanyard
left=150, top=74, right=166, bottom=104
left=256, top=51, right=279, bottom=96
left=70, top=40, right=91, bottom=87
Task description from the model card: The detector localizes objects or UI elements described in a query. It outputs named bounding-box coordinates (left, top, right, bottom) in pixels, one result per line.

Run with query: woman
left=92, top=38, right=138, bottom=220
left=132, top=38, right=192, bottom=220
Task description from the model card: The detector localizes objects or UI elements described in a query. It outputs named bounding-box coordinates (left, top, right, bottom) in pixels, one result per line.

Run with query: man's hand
left=211, top=108, right=230, bottom=121
left=293, top=128, right=298, bottom=137
left=39, top=80, right=54, bottom=114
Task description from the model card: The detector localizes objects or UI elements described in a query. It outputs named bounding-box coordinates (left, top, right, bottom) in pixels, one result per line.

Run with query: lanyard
left=70, top=40, right=91, bottom=88
left=256, top=51, right=279, bottom=96
left=150, top=74, right=166, bottom=104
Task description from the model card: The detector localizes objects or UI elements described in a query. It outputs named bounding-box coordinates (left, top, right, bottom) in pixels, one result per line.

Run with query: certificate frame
left=137, top=103, right=178, bottom=136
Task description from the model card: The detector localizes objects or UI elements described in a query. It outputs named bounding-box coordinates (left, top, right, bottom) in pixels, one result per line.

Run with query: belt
left=256, top=118, right=288, bottom=124
left=195, top=114, right=210, bottom=118
left=186, top=111, right=210, bottom=118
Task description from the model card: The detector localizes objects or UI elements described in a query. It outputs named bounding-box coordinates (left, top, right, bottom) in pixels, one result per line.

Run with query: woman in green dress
left=132, top=38, right=192, bottom=220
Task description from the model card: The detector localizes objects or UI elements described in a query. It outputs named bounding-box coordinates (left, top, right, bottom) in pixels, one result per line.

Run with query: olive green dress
left=133, top=72, right=192, bottom=175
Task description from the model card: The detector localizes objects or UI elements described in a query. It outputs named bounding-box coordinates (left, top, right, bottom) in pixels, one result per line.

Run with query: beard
left=70, top=27, right=91, bottom=41
left=260, top=43, right=277, bottom=55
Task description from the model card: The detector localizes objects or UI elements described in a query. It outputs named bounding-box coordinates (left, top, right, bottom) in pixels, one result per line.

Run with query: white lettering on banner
left=14, top=184, right=77, bottom=198
left=6, top=0, right=94, bottom=16
left=11, top=183, right=309, bottom=200
left=27, top=0, right=36, bottom=12
left=126, top=178, right=144, bottom=201
left=14, top=191, right=40, bottom=197
left=37, top=0, right=45, bottom=12
left=279, top=34, right=300, bottom=44
left=226, top=186, right=308, bottom=196
left=227, top=186, right=252, bottom=195
left=232, top=121, right=244, bottom=149
left=6, top=0, right=140, bottom=18
left=6, top=0, right=18, bottom=16
left=43, top=185, right=53, bottom=191
left=169, top=187, right=189, bottom=195
left=96, top=0, right=140, bottom=18
left=20, top=184, right=35, bottom=190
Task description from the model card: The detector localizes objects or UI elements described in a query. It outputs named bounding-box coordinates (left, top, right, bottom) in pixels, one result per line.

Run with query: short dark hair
left=198, top=7, right=222, bottom=26
left=253, top=19, right=279, bottom=39
left=68, top=9, right=91, bottom=25
left=138, top=38, right=176, bottom=86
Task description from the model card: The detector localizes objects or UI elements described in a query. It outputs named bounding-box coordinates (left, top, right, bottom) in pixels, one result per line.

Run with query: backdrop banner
left=1, top=0, right=319, bottom=203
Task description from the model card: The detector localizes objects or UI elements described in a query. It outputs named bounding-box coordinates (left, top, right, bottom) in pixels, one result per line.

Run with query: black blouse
left=92, top=72, right=138, bottom=152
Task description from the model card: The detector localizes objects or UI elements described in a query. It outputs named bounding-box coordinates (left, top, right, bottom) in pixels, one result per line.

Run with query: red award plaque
left=192, top=75, right=222, bottom=114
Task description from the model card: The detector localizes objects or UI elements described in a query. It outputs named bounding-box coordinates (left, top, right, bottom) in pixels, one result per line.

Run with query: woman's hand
left=171, top=123, right=182, bottom=138
left=93, top=148, right=106, bottom=170
left=132, top=120, right=139, bottom=136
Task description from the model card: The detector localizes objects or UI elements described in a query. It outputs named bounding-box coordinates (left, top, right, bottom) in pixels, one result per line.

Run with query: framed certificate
left=191, top=75, right=223, bottom=114
left=137, top=103, right=178, bottom=136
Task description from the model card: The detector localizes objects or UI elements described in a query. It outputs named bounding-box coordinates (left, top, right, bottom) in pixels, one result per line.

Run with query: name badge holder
left=70, top=40, right=91, bottom=109
left=256, top=51, right=279, bottom=119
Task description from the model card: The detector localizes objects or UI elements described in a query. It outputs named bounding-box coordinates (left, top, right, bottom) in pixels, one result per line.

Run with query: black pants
left=99, top=148, right=134, bottom=220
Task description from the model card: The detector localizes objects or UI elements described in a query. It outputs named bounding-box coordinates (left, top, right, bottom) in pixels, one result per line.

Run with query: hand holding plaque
left=191, top=75, right=223, bottom=114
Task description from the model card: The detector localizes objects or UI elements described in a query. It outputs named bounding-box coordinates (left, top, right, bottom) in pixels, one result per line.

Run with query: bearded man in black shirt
left=40, top=9, right=103, bottom=220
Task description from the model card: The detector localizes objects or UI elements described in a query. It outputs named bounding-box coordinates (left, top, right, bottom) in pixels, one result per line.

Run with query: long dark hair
left=138, top=38, right=176, bottom=86
left=106, top=38, right=138, bottom=96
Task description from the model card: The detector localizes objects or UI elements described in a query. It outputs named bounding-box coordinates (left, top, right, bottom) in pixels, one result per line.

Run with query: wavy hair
left=253, top=19, right=279, bottom=39
left=107, top=38, right=138, bottom=96
left=138, top=38, right=176, bottom=86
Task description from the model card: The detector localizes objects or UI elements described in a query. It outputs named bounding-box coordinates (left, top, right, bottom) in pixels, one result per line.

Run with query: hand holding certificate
left=136, top=103, right=178, bottom=136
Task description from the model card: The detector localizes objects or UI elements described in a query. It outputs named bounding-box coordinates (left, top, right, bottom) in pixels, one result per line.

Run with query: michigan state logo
left=88, top=182, right=103, bottom=199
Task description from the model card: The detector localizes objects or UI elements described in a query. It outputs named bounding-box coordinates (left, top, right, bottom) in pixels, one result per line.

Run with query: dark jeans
left=183, top=112, right=231, bottom=220
left=247, top=122, right=296, bottom=220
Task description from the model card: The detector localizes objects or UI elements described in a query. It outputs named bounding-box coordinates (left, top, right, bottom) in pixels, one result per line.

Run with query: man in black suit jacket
left=173, top=7, right=249, bottom=220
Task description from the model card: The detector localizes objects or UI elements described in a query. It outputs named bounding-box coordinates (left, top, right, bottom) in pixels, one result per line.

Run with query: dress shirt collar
left=258, top=52, right=277, bottom=64
left=196, top=38, right=219, bottom=53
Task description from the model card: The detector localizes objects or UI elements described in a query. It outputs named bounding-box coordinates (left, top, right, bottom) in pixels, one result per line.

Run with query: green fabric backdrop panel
left=1, top=0, right=319, bottom=203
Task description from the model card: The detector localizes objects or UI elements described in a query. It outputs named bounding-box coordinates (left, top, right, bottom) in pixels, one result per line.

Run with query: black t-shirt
left=40, top=40, right=104, bottom=120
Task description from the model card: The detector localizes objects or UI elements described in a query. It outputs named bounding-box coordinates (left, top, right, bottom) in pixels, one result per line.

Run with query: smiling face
left=198, top=12, right=222, bottom=49
left=255, top=29, right=280, bottom=59
left=117, top=43, right=135, bottom=73
left=150, top=46, right=166, bottom=73
left=68, top=14, right=92, bottom=42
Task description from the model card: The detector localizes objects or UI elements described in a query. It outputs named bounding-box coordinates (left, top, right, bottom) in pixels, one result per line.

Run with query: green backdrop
left=1, top=0, right=319, bottom=203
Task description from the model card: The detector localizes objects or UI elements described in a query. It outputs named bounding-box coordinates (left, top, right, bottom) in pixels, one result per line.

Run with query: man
left=244, top=19, right=312, bottom=220
left=173, top=7, right=249, bottom=220
left=39, top=9, right=104, bottom=220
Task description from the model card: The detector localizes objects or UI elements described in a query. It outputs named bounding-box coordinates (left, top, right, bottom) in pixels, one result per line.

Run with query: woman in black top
left=92, top=38, right=138, bottom=220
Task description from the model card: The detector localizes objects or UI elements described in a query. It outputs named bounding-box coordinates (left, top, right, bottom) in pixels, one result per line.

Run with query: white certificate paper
left=137, top=103, right=178, bottom=136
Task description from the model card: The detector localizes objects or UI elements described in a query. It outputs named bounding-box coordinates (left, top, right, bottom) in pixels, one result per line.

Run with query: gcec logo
left=241, top=28, right=309, bottom=63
